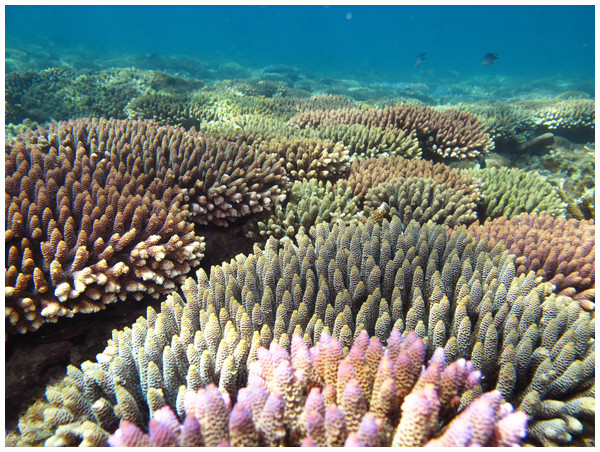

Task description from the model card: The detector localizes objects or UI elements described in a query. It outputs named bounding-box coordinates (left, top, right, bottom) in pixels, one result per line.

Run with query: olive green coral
left=457, top=102, right=530, bottom=147
left=288, top=104, right=494, bottom=159
left=532, top=99, right=595, bottom=131
left=468, top=166, right=567, bottom=219
left=314, top=123, right=421, bottom=160
left=345, top=155, right=482, bottom=202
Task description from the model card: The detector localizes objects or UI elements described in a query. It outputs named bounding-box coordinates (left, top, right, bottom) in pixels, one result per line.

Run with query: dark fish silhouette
left=414, top=52, right=427, bottom=68
left=481, top=52, right=499, bottom=65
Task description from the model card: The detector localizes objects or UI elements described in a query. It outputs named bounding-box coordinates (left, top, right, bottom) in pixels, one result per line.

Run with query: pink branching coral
left=108, top=330, right=528, bottom=447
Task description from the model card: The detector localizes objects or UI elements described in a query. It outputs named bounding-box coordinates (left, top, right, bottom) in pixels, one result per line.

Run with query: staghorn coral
left=246, top=178, right=360, bottom=241
left=5, top=118, right=205, bottom=334
left=288, top=104, right=494, bottom=159
left=107, top=330, right=527, bottom=447
left=363, top=176, right=479, bottom=228
left=344, top=154, right=482, bottom=202
left=468, top=166, right=567, bottom=220
left=463, top=214, right=595, bottom=310
left=10, top=217, right=595, bottom=446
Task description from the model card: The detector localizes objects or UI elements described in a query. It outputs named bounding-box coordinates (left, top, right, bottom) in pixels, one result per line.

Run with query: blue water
left=5, top=5, right=595, bottom=83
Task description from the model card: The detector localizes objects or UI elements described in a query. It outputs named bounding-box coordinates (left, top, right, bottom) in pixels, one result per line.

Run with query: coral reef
left=5, top=118, right=205, bottom=334
left=464, top=214, right=595, bottom=310
left=344, top=154, right=482, bottom=202
left=363, top=176, right=479, bottom=228
left=108, top=331, right=527, bottom=447
left=288, top=104, right=494, bottom=159
left=5, top=67, right=156, bottom=123
left=179, top=218, right=593, bottom=446
left=7, top=289, right=251, bottom=446
left=457, top=102, right=530, bottom=149
left=201, top=116, right=419, bottom=162
left=125, top=92, right=209, bottom=128
left=158, top=132, right=288, bottom=227
left=5, top=117, right=289, bottom=333
left=4, top=59, right=596, bottom=450
left=469, top=166, right=567, bottom=219
left=511, top=140, right=595, bottom=221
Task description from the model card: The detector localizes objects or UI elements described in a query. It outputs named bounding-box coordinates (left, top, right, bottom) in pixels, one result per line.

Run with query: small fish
left=414, top=52, right=427, bottom=68
left=481, top=52, right=499, bottom=65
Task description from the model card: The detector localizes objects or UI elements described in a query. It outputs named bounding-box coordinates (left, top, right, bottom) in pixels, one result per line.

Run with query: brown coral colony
left=289, top=104, right=494, bottom=159
left=5, top=117, right=290, bottom=333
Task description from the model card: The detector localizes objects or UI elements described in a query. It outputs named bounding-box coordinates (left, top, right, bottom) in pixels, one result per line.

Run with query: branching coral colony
left=8, top=218, right=594, bottom=447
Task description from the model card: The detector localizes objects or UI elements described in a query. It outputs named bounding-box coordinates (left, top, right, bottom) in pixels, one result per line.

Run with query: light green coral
left=468, top=166, right=567, bottom=219
left=314, top=123, right=421, bottom=160
left=248, top=179, right=360, bottom=240
left=363, top=176, right=479, bottom=228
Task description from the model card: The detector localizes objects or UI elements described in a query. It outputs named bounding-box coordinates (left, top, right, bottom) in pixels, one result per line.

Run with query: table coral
left=532, top=99, right=595, bottom=132
left=254, top=135, right=350, bottom=182
left=363, top=176, right=479, bottom=228
left=247, top=178, right=360, bottom=241
left=314, top=123, right=421, bottom=160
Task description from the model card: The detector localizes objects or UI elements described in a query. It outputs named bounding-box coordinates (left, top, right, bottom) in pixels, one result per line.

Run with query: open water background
left=5, top=5, right=595, bottom=87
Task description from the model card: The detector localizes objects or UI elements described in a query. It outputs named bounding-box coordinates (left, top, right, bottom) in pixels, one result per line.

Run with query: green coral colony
left=4, top=65, right=595, bottom=448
